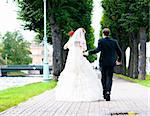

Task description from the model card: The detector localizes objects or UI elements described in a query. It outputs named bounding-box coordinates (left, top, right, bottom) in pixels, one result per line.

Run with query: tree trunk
left=138, top=27, right=146, bottom=80
left=122, top=48, right=127, bottom=75
left=50, top=14, right=63, bottom=79
left=128, top=33, right=139, bottom=78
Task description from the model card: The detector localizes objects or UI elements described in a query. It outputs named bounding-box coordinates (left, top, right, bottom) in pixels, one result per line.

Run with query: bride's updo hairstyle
left=81, top=28, right=86, bottom=34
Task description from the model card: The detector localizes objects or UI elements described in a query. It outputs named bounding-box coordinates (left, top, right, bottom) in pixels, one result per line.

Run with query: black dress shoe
left=103, top=95, right=106, bottom=99
left=105, top=93, right=110, bottom=101
left=103, top=90, right=106, bottom=99
left=105, top=91, right=110, bottom=101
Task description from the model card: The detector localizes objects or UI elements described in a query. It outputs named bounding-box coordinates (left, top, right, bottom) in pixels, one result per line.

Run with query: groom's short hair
left=102, top=28, right=110, bottom=36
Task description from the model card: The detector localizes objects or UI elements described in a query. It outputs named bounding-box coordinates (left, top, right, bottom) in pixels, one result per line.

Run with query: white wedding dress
left=55, top=28, right=102, bottom=101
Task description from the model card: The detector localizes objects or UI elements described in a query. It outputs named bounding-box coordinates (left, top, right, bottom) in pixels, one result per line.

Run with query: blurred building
left=29, top=42, right=53, bottom=65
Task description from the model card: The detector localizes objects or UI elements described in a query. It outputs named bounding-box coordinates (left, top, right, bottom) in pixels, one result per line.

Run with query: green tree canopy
left=17, top=0, right=95, bottom=44
left=17, top=0, right=96, bottom=77
left=1, top=31, right=32, bottom=65
left=101, top=0, right=149, bottom=41
left=101, top=0, right=149, bottom=79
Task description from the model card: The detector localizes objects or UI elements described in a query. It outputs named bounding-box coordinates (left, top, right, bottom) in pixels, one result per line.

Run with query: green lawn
left=114, top=74, right=150, bottom=87
left=146, top=75, right=150, bottom=80
left=0, top=80, right=57, bottom=112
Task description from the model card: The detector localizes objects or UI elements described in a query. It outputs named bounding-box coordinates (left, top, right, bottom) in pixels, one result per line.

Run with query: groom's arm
left=88, top=39, right=102, bottom=55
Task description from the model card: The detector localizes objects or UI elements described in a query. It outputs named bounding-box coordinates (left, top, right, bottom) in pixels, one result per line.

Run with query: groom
left=84, top=28, right=122, bottom=101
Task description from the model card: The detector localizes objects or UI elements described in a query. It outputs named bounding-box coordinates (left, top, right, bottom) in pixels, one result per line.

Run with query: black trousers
left=101, top=65, right=114, bottom=93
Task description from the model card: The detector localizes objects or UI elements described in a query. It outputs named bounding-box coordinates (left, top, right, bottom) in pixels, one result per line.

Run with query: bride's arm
left=74, top=41, right=87, bottom=52
left=63, top=38, right=72, bottom=49
left=63, top=42, right=68, bottom=50
left=80, top=39, right=87, bottom=52
left=81, top=42, right=87, bottom=52
left=78, top=43, right=86, bottom=52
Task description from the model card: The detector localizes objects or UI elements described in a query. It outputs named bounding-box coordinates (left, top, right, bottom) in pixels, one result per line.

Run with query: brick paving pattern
left=0, top=77, right=149, bottom=116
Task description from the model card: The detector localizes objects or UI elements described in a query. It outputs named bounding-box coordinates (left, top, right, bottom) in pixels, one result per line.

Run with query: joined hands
left=116, top=61, right=122, bottom=65
left=83, top=51, right=89, bottom=56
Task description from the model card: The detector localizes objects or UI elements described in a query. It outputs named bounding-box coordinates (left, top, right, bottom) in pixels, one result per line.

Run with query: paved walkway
left=0, top=77, right=149, bottom=116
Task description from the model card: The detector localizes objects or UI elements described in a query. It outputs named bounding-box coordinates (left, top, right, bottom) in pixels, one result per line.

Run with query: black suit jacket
left=89, top=37, right=122, bottom=67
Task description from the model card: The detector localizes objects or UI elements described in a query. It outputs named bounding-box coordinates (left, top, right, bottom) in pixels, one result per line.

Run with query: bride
left=55, top=28, right=102, bottom=101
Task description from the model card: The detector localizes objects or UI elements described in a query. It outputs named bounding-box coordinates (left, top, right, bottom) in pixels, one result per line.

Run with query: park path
left=0, top=77, right=149, bottom=116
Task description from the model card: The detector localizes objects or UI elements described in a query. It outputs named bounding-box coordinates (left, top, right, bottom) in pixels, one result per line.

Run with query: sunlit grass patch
left=114, top=74, right=150, bottom=87
left=0, top=80, right=57, bottom=112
